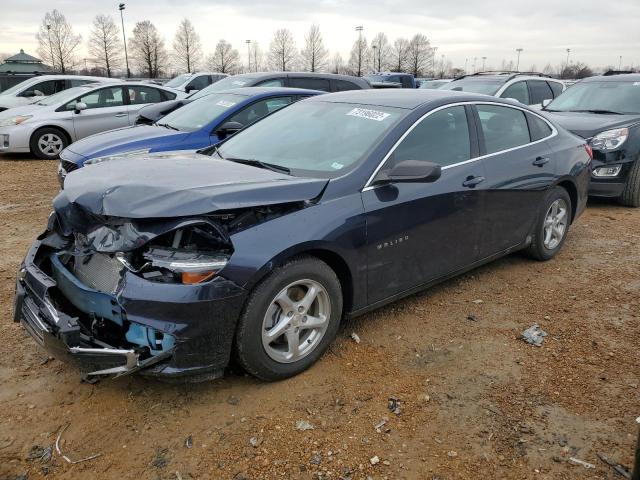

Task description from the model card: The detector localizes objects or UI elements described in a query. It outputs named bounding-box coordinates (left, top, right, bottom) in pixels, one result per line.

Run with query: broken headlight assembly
left=84, top=148, right=151, bottom=166
left=590, top=128, right=628, bottom=151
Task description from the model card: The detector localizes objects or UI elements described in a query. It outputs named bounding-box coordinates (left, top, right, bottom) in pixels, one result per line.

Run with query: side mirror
left=375, top=160, right=442, bottom=185
left=33, top=89, right=45, bottom=97
left=215, top=121, right=244, bottom=137
left=541, top=99, right=552, bottom=108
left=74, top=102, right=87, bottom=114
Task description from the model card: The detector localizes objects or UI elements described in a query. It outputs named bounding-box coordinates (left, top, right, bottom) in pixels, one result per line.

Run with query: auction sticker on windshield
left=216, top=100, right=237, bottom=108
left=346, top=108, right=391, bottom=122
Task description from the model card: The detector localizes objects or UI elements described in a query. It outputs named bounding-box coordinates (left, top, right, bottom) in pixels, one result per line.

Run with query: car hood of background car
left=0, top=102, right=46, bottom=120
left=63, top=125, right=189, bottom=162
left=544, top=111, right=640, bottom=138
left=58, top=154, right=328, bottom=218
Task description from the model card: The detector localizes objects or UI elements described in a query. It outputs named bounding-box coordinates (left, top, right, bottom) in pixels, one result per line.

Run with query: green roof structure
left=0, top=49, right=53, bottom=73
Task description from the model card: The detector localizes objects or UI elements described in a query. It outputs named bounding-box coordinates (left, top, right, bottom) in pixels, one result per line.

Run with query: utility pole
left=473, top=56, right=477, bottom=73
left=482, top=56, right=487, bottom=71
left=119, top=3, right=131, bottom=78
left=372, top=45, right=377, bottom=72
left=46, top=23, right=55, bottom=72
left=355, top=26, right=363, bottom=77
left=619, top=55, right=623, bottom=70
left=246, top=40, right=251, bottom=72
left=464, top=58, right=468, bottom=74
left=515, top=48, right=523, bottom=71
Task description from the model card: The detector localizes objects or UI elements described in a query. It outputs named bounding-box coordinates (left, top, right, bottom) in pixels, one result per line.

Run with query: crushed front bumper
left=14, top=238, right=247, bottom=380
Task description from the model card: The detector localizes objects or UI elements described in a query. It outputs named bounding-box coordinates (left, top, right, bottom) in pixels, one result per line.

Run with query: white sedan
left=0, top=82, right=178, bottom=159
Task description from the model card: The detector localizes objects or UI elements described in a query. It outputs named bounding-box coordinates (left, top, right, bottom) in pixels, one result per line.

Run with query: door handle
left=115, top=113, right=128, bottom=118
left=462, top=175, right=485, bottom=188
left=533, top=156, right=550, bottom=167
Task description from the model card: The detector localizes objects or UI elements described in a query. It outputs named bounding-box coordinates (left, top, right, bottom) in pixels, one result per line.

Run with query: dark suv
left=136, top=72, right=371, bottom=124
left=542, top=73, right=640, bottom=206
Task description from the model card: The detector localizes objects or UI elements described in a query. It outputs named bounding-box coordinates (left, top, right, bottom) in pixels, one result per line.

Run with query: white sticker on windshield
left=331, top=162, right=344, bottom=170
left=346, top=107, right=391, bottom=122
left=231, top=80, right=247, bottom=86
left=216, top=100, right=237, bottom=108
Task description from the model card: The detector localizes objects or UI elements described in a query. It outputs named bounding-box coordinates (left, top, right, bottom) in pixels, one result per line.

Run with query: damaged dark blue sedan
left=14, top=90, right=592, bottom=381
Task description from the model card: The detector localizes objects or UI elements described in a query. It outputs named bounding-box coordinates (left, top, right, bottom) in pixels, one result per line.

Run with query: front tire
left=619, top=159, right=640, bottom=207
left=525, top=186, right=572, bottom=261
left=234, top=256, right=343, bottom=381
left=30, top=127, right=68, bottom=160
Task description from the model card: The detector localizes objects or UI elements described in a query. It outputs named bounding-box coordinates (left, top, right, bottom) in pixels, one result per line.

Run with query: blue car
left=16, top=90, right=590, bottom=382
left=58, top=87, right=322, bottom=182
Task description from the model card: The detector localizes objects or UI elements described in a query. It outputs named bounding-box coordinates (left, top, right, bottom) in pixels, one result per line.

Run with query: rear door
left=126, top=86, right=171, bottom=124
left=473, top=103, right=556, bottom=258
left=68, top=85, right=129, bottom=139
left=363, top=105, right=486, bottom=303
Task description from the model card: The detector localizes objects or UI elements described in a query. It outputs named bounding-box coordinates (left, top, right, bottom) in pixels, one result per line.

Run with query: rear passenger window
left=289, top=78, right=331, bottom=91
left=547, top=81, right=564, bottom=98
left=186, top=75, right=210, bottom=91
left=333, top=79, right=359, bottom=91
left=476, top=104, right=530, bottom=154
left=527, top=113, right=553, bottom=141
left=501, top=81, right=529, bottom=105
left=389, top=106, right=471, bottom=168
left=527, top=80, right=554, bottom=105
left=128, top=86, right=163, bottom=105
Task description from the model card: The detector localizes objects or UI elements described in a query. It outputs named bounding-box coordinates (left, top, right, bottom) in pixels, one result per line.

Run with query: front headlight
left=0, top=115, right=33, bottom=127
left=85, top=148, right=151, bottom=166
left=143, top=247, right=229, bottom=284
left=590, top=128, right=629, bottom=151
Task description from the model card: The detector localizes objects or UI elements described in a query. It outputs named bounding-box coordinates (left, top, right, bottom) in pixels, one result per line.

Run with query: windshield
left=164, top=74, right=192, bottom=88
left=34, top=87, right=91, bottom=106
left=160, top=93, right=247, bottom=132
left=189, top=76, right=254, bottom=100
left=217, top=101, right=405, bottom=178
left=546, top=80, right=640, bottom=114
left=365, top=74, right=403, bottom=84
left=440, top=79, right=503, bottom=95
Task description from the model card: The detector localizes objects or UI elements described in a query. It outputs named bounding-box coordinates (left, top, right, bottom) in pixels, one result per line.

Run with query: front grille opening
left=61, top=160, right=79, bottom=173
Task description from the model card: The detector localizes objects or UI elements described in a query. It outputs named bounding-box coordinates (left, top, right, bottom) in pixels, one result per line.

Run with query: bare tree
left=348, top=34, right=368, bottom=77
left=206, top=40, right=240, bottom=74
left=268, top=29, right=297, bottom=71
left=370, top=32, right=390, bottom=72
left=0, top=52, right=11, bottom=63
left=36, top=10, right=81, bottom=73
left=128, top=20, right=168, bottom=78
left=250, top=42, right=264, bottom=72
left=300, top=24, right=328, bottom=72
left=330, top=52, right=345, bottom=74
left=407, top=34, right=432, bottom=77
left=88, top=15, right=121, bottom=77
left=542, top=63, right=556, bottom=76
left=173, top=18, right=202, bottom=73
left=391, top=38, right=410, bottom=72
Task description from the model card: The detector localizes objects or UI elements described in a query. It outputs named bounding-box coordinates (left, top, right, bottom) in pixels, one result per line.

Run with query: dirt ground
left=0, top=155, right=639, bottom=480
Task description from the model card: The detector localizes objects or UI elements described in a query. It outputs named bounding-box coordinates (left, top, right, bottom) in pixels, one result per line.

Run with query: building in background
left=0, top=50, right=54, bottom=92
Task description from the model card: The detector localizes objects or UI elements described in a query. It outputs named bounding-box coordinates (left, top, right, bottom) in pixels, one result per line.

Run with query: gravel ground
left=0, top=155, right=639, bottom=480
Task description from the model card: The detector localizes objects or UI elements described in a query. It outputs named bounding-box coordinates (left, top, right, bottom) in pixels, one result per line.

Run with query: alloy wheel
left=38, top=133, right=64, bottom=156
left=261, top=279, right=331, bottom=364
left=543, top=198, right=568, bottom=250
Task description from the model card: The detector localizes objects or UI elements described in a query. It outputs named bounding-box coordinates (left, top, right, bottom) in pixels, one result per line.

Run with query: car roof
left=214, top=86, right=325, bottom=97
left=305, top=89, right=518, bottom=109
left=452, top=72, right=559, bottom=83
left=581, top=73, right=640, bottom=82
left=227, top=71, right=368, bottom=83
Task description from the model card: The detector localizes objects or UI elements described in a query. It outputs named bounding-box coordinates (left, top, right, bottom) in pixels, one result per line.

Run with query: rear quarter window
left=476, top=104, right=531, bottom=154
left=547, top=81, right=564, bottom=98
left=333, top=79, right=361, bottom=91
left=527, top=113, right=553, bottom=141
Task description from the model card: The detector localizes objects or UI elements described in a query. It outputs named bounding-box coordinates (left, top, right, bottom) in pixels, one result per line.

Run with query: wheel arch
left=555, top=177, right=578, bottom=223
left=30, top=124, right=73, bottom=146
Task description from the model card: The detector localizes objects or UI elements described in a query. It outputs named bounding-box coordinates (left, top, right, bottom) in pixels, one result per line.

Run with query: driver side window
left=64, top=86, right=124, bottom=110
left=387, top=106, right=471, bottom=169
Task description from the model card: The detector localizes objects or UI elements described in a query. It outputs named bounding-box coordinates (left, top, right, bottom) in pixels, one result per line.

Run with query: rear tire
left=525, top=186, right=572, bottom=261
left=30, top=127, right=68, bottom=160
left=234, top=256, right=342, bottom=381
left=619, top=159, right=640, bottom=207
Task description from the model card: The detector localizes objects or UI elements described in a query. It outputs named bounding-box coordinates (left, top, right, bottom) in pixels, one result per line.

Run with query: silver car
left=0, top=75, right=120, bottom=112
left=0, top=82, right=179, bottom=159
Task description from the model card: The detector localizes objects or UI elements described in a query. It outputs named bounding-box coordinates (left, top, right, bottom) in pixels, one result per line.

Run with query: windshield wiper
left=226, top=157, right=290, bottom=175
left=156, top=123, right=180, bottom=130
left=570, top=109, right=624, bottom=115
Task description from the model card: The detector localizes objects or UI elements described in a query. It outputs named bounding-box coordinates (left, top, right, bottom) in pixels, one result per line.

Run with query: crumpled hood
left=544, top=111, right=640, bottom=138
left=57, top=153, right=328, bottom=218
left=64, top=125, right=187, bottom=162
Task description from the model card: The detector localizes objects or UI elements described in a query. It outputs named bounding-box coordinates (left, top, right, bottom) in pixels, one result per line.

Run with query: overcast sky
left=1, top=0, right=639, bottom=70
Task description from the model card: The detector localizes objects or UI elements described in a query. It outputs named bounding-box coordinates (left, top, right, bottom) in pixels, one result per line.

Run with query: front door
left=363, top=105, right=487, bottom=304
left=70, top=86, right=129, bottom=140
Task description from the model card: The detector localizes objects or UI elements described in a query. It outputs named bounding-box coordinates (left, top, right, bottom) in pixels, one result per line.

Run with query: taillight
left=584, top=144, right=593, bottom=161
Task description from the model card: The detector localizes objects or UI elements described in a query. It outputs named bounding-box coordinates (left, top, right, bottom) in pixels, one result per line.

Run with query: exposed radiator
left=73, top=254, right=123, bottom=293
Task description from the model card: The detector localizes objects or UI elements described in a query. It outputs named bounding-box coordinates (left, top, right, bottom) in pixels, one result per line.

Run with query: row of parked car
left=9, top=68, right=640, bottom=384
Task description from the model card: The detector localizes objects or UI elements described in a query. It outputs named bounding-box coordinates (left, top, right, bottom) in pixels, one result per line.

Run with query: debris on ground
left=521, top=324, right=548, bottom=347
left=597, top=452, right=631, bottom=479
left=387, top=397, right=401, bottom=415
left=447, top=451, right=458, bottom=458
left=295, top=420, right=314, bottom=431
left=249, top=436, right=262, bottom=448
left=184, top=435, right=193, bottom=449
left=466, top=314, right=478, bottom=322
left=227, top=395, right=240, bottom=406
left=568, top=457, right=595, bottom=469
left=310, top=453, right=322, bottom=465
left=472, top=299, right=484, bottom=304
left=80, top=374, right=100, bottom=385
left=374, top=419, right=389, bottom=433
left=27, top=445, right=52, bottom=463
left=370, top=455, right=380, bottom=465
left=350, top=332, right=361, bottom=344
left=151, top=448, right=169, bottom=469
left=55, top=424, right=102, bottom=464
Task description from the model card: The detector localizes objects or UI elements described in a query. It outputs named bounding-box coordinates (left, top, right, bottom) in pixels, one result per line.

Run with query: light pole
left=355, top=26, right=363, bottom=76
left=46, top=23, right=55, bottom=72
left=473, top=56, right=477, bottom=73
left=372, top=45, right=377, bottom=72
left=118, top=3, right=130, bottom=78
left=482, top=56, right=487, bottom=71
left=464, top=58, right=468, bottom=74
left=619, top=55, right=623, bottom=70
left=245, top=40, right=251, bottom=72
left=515, top=48, right=523, bottom=71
